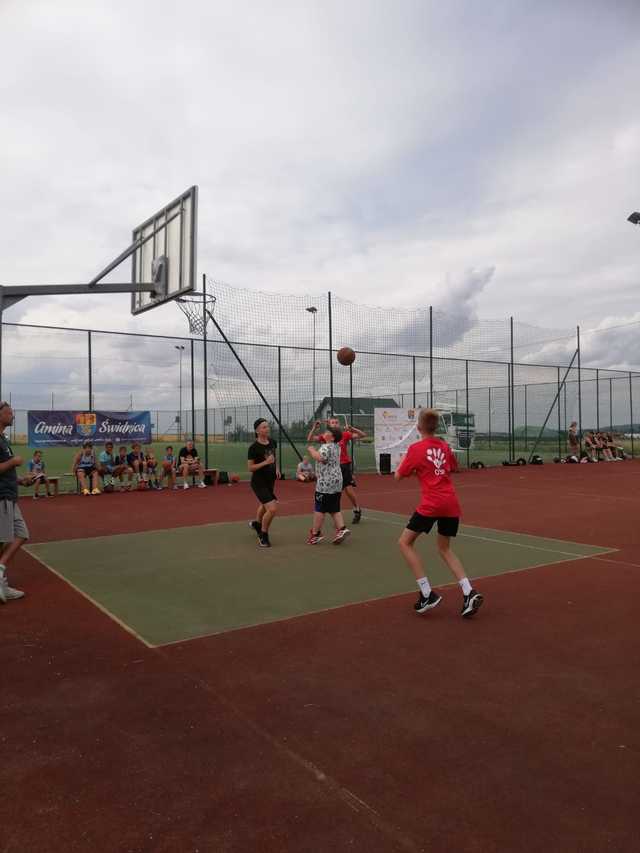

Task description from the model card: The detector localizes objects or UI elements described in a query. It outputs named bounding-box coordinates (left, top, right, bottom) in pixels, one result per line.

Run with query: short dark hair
left=166, top=445, right=173, bottom=450
left=254, top=418, right=267, bottom=433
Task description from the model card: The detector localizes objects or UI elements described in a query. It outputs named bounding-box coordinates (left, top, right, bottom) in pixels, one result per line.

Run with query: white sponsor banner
left=374, top=408, right=420, bottom=473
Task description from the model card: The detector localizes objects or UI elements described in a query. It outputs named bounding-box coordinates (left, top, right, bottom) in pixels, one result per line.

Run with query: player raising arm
left=394, top=408, right=483, bottom=619
left=307, top=417, right=365, bottom=524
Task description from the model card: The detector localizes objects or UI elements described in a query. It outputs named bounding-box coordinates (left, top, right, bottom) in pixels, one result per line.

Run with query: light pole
left=306, top=307, right=317, bottom=418
left=175, top=345, right=185, bottom=440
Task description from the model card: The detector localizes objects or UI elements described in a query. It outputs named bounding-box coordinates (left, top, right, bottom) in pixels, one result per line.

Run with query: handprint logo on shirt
left=426, top=446, right=446, bottom=475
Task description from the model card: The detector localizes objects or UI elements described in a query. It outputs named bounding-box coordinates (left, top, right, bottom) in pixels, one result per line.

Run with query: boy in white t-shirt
left=306, top=427, right=350, bottom=545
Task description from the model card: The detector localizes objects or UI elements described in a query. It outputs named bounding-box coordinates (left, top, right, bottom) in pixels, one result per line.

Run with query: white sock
left=417, top=577, right=431, bottom=597
left=459, top=577, right=472, bottom=596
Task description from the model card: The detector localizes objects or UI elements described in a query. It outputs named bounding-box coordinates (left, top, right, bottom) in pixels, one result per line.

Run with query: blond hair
left=417, top=408, right=440, bottom=435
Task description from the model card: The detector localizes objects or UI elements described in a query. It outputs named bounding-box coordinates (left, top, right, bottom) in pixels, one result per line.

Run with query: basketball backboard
left=131, top=185, right=197, bottom=315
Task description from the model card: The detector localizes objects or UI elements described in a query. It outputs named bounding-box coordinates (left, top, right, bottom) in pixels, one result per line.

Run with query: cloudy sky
left=2, top=0, right=640, bottom=381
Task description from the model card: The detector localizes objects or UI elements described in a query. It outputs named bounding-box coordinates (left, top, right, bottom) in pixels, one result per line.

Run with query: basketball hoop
left=176, top=292, right=216, bottom=336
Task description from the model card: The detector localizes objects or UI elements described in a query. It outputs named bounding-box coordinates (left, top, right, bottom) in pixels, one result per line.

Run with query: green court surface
left=26, top=511, right=614, bottom=647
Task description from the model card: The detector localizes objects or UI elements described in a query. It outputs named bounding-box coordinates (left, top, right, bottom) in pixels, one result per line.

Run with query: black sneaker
left=352, top=508, right=362, bottom=524
left=258, top=533, right=271, bottom=548
left=461, top=590, right=483, bottom=618
left=249, top=520, right=261, bottom=537
left=414, top=590, right=442, bottom=614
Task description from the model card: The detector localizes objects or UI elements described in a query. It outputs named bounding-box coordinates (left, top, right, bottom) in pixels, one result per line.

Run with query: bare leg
left=331, top=512, right=345, bottom=531
left=312, top=511, right=325, bottom=534
left=77, top=470, right=88, bottom=492
left=436, top=534, right=466, bottom=582
left=0, top=537, right=28, bottom=568
left=261, top=500, right=278, bottom=532
left=343, top=485, right=358, bottom=509
left=398, top=529, right=424, bottom=580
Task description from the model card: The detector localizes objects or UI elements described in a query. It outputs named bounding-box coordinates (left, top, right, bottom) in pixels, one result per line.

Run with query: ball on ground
left=337, top=346, right=356, bottom=366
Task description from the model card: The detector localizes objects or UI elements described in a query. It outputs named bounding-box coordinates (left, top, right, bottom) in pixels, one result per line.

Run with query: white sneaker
left=197, top=481, right=206, bottom=488
left=172, top=485, right=179, bottom=490
left=183, top=483, right=189, bottom=490
left=0, top=570, right=6, bottom=604
left=5, top=586, right=24, bottom=601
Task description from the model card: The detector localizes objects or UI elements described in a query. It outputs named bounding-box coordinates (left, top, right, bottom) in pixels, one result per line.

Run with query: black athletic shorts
left=251, top=482, right=277, bottom=506
left=340, top=462, right=356, bottom=489
left=314, top=491, right=341, bottom=514
left=406, top=513, right=459, bottom=537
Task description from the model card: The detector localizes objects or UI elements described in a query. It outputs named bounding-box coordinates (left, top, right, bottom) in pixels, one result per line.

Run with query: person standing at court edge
left=0, top=402, right=32, bottom=602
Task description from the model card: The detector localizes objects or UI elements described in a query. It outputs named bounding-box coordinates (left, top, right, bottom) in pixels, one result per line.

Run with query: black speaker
left=379, top=453, right=391, bottom=475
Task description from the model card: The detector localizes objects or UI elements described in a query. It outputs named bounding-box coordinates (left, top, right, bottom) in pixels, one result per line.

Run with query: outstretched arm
left=347, top=425, right=366, bottom=439
left=306, top=420, right=322, bottom=442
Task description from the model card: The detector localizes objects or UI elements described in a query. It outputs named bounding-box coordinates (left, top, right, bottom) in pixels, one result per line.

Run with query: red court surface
left=3, top=462, right=639, bottom=852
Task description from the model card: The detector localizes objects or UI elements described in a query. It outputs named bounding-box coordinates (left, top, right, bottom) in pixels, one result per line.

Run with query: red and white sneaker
left=332, top=527, right=351, bottom=545
left=306, top=530, right=324, bottom=545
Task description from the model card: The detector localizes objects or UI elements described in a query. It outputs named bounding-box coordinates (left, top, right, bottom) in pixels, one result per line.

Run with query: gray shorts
left=0, top=500, right=29, bottom=543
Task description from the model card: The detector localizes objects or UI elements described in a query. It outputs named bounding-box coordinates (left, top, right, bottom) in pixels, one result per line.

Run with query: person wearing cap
left=247, top=418, right=280, bottom=548
left=0, top=402, right=36, bottom=602
left=72, top=439, right=100, bottom=495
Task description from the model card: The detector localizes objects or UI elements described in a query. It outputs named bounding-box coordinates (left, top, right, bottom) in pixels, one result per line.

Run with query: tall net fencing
left=1, top=278, right=638, bottom=473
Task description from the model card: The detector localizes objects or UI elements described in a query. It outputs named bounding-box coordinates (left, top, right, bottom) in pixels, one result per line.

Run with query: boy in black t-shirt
left=247, top=418, right=280, bottom=548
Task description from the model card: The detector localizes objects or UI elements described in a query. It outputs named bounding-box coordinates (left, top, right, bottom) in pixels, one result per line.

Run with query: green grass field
left=14, top=436, right=636, bottom=493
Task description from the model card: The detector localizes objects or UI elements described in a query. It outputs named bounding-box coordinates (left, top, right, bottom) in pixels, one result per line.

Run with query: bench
left=63, top=472, right=81, bottom=494
left=46, top=476, right=60, bottom=497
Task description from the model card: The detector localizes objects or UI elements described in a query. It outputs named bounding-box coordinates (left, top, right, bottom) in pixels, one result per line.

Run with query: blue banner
left=28, top=411, right=152, bottom=447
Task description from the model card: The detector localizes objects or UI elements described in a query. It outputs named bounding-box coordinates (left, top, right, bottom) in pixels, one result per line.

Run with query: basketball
left=337, top=346, right=356, bottom=366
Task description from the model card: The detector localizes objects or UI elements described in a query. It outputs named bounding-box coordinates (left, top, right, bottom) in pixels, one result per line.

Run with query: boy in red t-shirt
left=307, top=416, right=366, bottom=523
left=395, top=408, right=483, bottom=618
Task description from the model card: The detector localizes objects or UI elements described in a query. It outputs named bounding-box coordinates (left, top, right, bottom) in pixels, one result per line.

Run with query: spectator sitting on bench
left=605, top=432, right=624, bottom=461
left=145, top=448, right=160, bottom=490
left=99, top=441, right=129, bottom=491
left=115, top=445, right=134, bottom=490
left=73, top=440, right=100, bottom=495
left=178, top=440, right=206, bottom=489
left=594, top=432, right=615, bottom=462
left=27, top=450, right=51, bottom=498
left=582, top=432, right=598, bottom=462
left=296, top=455, right=316, bottom=482
left=127, top=442, right=148, bottom=487
left=160, top=446, right=178, bottom=490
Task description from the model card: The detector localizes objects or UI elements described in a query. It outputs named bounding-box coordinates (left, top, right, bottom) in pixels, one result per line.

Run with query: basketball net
left=176, top=292, right=216, bottom=336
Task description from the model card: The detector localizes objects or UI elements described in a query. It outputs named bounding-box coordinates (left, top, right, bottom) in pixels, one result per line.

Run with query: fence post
left=609, top=377, right=613, bottom=431
left=557, top=367, right=562, bottom=460
left=510, top=317, right=515, bottom=460
left=202, top=277, right=209, bottom=467
left=88, top=330, right=93, bottom=409
left=429, top=306, right=433, bottom=406
left=506, top=364, right=512, bottom=461
left=465, top=360, right=470, bottom=468
left=278, top=346, right=283, bottom=472
left=328, top=291, right=334, bottom=413
left=488, top=386, right=492, bottom=449
left=524, top=384, right=528, bottom=450
left=349, top=362, right=355, bottom=469
left=596, top=368, right=600, bottom=431
left=563, top=382, right=568, bottom=453
left=630, top=372, right=635, bottom=459
left=412, top=356, right=416, bottom=407
left=577, top=326, right=582, bottom=455
left=190, top=338, right=195, bottom=440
